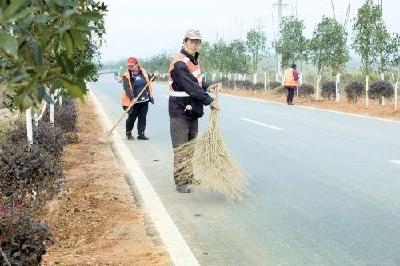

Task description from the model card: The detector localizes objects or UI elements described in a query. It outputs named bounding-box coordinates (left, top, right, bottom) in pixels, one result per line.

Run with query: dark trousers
left=286, top=87, right=295, bottom=103
left=124, top=101, right=149, bottom=136
left=170, top=117, right=198, bottom=186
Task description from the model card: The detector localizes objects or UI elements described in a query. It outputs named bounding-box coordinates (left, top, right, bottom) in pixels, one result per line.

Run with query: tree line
left=125, top=0, right=399, bottom=79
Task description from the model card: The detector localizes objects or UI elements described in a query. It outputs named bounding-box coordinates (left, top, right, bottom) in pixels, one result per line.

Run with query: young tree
left=352, top=0, right=381, bottom=75
left=246, top=28, right=267, bottom=72
left=275, top=16, right=308, bottom=69
left=310, top=16, right=349, bottom=75
left=0, top=0, right=107, bottom=111
left=309, top=16, right=349, bottom=99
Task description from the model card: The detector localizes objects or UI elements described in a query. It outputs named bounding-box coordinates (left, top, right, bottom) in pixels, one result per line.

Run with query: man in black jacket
left=168, top=29, right=220, bottom=193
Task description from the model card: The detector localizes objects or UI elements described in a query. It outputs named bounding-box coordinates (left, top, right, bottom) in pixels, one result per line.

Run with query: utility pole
left=274, top=0, right=285, bottom=82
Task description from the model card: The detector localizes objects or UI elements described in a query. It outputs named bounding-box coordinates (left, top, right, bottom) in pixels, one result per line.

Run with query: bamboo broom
left=174, top=85, right=251, bottom=201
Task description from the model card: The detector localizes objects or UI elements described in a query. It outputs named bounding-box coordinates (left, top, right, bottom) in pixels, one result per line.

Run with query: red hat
left=127, top=57, right=138, bottom=66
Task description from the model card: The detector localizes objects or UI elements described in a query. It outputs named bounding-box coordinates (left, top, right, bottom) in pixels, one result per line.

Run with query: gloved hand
left=149, top=97, right=154, bottom=104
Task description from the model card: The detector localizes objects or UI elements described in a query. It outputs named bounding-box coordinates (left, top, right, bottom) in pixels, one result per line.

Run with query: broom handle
left=108, top=75, right=156, bottom=134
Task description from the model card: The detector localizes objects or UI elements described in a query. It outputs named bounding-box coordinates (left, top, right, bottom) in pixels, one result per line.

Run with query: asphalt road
left=90, top=74, right=400, bottom=266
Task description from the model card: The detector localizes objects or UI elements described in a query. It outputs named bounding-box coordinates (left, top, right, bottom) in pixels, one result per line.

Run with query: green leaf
left=77, top=64, right=94, bottom=79
left=0, top=32, right=19, bottom=59
left=70, top=29, right=85, bottom=51
left=59, top=78, right=85, bottom=98
left=62, top=31, right=74, bottom=58
left=2, top=0, right=24, bottom=22
left=7, top=7, right=37, bottom=22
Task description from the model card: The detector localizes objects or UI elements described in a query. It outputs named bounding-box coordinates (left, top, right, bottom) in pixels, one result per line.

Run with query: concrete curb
left=89, top=87, right=200, bottom=266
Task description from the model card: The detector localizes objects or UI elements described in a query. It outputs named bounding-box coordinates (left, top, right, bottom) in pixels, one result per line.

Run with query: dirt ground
left=39, top=98, right=171, bottom=265
left=222, top=87, right=400, bottom=121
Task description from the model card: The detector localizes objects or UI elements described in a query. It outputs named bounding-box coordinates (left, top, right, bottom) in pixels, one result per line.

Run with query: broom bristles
left=174, top=109, right=251, bottom=201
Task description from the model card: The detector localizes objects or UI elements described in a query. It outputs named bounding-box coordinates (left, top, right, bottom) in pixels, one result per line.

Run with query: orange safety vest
left=168, top=53, right=202, bottom=90
left=121, top=66, right=150, bottom=107
left=283, top=68, right=299, bottom=88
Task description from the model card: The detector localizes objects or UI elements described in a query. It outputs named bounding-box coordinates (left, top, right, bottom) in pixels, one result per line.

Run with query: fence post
left=26, top=108, right=33, bottom=145
left=335, top=73, right=341, bottom=102
left=366, top=75, right=369, bottom=107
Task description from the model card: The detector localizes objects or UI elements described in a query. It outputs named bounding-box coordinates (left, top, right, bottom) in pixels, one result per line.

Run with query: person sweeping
left=168, top=29, right=220, bottom=193
left=121, top=56, right=154, bottom=140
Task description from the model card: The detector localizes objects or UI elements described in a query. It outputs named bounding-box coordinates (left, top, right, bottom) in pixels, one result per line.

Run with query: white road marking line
left=390, top=160, right=400, bottom=165
left=90, top=88, right=199, bottom=266
left=241, top=117, right=284, bottom=131
left=224, top=93, right=400, bottom=124
left=161, top=94, right=169, bottom=98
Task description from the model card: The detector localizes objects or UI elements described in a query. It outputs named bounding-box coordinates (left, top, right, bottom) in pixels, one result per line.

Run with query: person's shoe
left=176, top=184, right=191, bottom=193
left=126, top=133, right=134, bottom=140
left=137, top=134, right=149, bottom=140
left=288, top=102, right=294, bottom=105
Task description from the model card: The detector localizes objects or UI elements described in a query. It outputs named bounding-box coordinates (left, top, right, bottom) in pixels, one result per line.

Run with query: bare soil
left=222, top=87, right=400, bottom=121
left=39, top=98, right=171, bottom=265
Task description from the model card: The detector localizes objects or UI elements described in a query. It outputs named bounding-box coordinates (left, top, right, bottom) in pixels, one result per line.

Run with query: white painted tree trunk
left=395, top=81, right=398, bottom=111
left=26, top=108, right=33, bottom=145
left=335, top=73, right=341, bottom=102
left=212, top=73, right=216, bottom=82
left=253, top=73, right=257, bottom=84
left=50, top=94, right=55, bottom=126
left=366, top=75, right=369, bottom=107
left=316, top=74, right=322, bottom=100
left=381, top=73, right=385, bottom=105
left=264, top=72, right=267, bottom=93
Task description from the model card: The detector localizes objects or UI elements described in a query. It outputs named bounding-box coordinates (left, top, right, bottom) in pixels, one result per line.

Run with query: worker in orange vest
left=121, top=56, right=154, bottom=140
left=282, top=63, right=300, bottom=105
left=168, top=29, right=220, bottom=193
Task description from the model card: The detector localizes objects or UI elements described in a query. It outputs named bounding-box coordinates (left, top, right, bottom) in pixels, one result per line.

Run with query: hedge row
left=0, top=98, right=78, bottom=265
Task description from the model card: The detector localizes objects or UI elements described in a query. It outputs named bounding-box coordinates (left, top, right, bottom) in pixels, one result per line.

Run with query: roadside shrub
left=369, top=80, right=394, bottom=103
left=5, top=121, right=66, bottom=158
left=273, top=85, right=286, bottom=95
left=345, top=81, right=364, bottom=103
left=221, top=80, right=235, bottom=88
left=240, top=80, right=254, bottom=90
left=253, top=82, right=265, bottom=91
left=43, top=97, right=77, bottom=133
left=268, top=81, right=281, bottom=90
left=321, top=81, right=336, bottom=100
left=0, top=142, right=63, bottom=211
left=298, top=84, right=315, bottom=97
left=0, top=210, right=50, bottom=265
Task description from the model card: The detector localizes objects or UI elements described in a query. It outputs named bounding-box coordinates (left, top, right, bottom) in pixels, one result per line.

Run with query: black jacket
left=169, top=49, right=213, bottom=119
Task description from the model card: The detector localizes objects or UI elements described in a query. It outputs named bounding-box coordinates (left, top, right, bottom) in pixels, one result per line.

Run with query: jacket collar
left=180, top=48, right=199, bottom=65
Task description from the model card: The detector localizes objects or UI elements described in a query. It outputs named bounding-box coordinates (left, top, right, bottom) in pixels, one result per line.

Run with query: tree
left=309, top=16, right=349, bottom=75
left=374, top=23, right=394, bottom=74
left=309, top=16, right=349, bottom=100
left=0, top=0, right=107, bottom=111
left=199, top=39, right=251, bottom=74
left=352, top=0, right=381, bottom=75
left=275, top=16, right=308, bottom=69
left=246, top=28, right=267, bottom=72
left=142, top=52, right=172, bottom=74
left=390, top=33, right=400, bottom=70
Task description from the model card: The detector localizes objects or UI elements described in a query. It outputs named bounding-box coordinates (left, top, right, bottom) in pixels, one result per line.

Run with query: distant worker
left=168, top=29, right=220, bottom=193
left=121, top=56, right=154, bottom=140
left=282, top=63, right=300, bottom=105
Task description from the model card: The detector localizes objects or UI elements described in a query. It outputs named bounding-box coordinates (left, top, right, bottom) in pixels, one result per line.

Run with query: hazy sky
left=100, top=0, right=399, bottom=63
